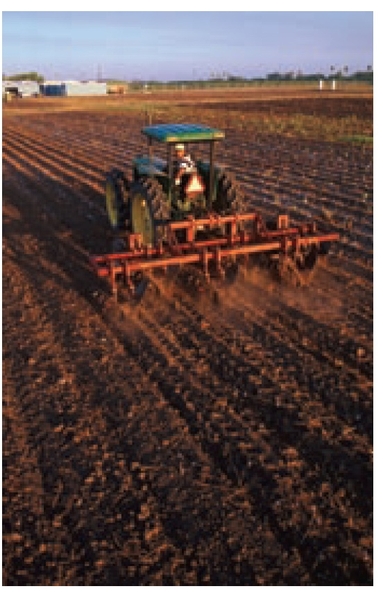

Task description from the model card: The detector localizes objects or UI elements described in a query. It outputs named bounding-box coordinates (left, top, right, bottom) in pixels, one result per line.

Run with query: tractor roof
left=142, top=123, right=225, bottom=143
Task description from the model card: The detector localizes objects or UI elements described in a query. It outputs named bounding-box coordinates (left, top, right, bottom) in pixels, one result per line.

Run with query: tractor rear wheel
left=213, top=171, right=244, bottom=215
left=129, top=178, right=170, bottom=246
left=105, top=169, right=129, bottom=230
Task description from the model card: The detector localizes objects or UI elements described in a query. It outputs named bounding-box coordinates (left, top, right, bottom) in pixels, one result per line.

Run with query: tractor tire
left=105, top=169, right=130, bottom=230
left=213, top=171, right=244, bottom=215
left=129, top=178, right=170, bottom=246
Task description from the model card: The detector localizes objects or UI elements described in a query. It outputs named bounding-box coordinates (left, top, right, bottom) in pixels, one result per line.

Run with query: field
left=2, top=87, right=373, bottom=585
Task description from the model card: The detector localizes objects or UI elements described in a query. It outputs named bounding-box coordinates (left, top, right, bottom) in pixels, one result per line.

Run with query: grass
left=151, top=106, right=373, bottom=144
left=339, top=134, right=373, bottom=144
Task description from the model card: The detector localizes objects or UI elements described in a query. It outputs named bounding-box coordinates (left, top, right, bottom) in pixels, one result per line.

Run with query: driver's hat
left=175, top=143, right=184, bottom=152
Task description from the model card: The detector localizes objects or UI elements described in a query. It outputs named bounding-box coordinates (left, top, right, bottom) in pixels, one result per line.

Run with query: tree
left=3, top=71, right=44, bottom=83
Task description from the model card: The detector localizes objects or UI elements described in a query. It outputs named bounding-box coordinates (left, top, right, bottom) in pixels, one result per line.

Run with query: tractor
left=90, top=122, right=339, bottom=301
left=104, top=122, right=243, bottom=246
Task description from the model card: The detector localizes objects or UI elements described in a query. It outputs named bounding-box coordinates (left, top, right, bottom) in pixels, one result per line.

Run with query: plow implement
left=90, top=212, right=339, bottom=301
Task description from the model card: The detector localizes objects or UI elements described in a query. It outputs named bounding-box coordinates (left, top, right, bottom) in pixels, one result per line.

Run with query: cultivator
left=90, top=211, right=338, bottom=300
left=89, top=122, right=339, bottom=302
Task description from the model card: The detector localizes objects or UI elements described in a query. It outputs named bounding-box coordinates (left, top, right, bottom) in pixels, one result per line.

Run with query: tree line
left=2, top=71, right=45, bottom=83
left=3, top=68, right=373, bottom=86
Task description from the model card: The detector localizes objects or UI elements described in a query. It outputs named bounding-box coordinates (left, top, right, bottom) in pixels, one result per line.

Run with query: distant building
left=107, top=83, right=129, bottom=95
left=41, top=80, right=107, bottom=97
left=39, top=81, right=63, bottom=96
left=2, top=80, right=40, bottom=98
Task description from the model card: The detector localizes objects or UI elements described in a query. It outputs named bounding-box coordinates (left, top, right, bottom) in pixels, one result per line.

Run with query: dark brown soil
left=2, top=91, right=373, bottom=585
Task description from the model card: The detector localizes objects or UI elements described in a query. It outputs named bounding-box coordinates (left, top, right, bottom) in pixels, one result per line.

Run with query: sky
left=1, top=7, right=374, bottom=82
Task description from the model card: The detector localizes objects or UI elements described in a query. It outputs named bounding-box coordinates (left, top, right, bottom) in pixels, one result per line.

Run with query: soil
left=2, top=90, right=373, bottom=585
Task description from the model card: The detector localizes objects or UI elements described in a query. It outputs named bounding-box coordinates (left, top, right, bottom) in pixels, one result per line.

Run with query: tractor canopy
left=142, top=123, right=225, bottom=144
left=135, top=123, right=227, bottom=214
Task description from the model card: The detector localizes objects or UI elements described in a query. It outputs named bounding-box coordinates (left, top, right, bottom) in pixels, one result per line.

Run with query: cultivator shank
left=90, top=212, right=339, bottom=299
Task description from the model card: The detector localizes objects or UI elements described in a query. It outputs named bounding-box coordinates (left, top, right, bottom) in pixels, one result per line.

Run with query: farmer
left=173, top=143, right=196, bottom=185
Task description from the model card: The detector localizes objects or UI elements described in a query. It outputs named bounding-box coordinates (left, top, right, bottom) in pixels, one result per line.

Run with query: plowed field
left=2, top=89, right=373, bottom=585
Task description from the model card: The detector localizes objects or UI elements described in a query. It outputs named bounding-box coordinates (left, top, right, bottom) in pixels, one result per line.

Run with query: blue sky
left=2, top=8, right=374, bottom=81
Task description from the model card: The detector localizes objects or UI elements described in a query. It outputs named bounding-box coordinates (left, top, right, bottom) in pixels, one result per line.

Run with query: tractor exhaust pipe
left=208, top=140, right=215, bottom=211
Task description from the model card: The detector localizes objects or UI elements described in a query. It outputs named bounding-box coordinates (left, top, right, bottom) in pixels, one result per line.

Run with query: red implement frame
left=90, top=213, right=339, bottom=295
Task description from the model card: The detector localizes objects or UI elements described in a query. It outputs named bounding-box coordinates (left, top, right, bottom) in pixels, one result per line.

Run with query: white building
left=2, top=80, right=40, bottom=97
